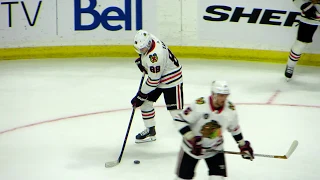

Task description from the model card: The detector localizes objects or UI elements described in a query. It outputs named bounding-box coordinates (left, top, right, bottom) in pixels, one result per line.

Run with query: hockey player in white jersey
left=131, top=30, right=183, bottom=143
left=174, top=81, right=253, bottom=180
left=285, top=0, right=320, bottom=80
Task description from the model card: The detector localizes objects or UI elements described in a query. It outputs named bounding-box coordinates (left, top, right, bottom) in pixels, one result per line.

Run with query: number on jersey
left=150, top=66, right=160, bottom=73
left=160, top=41, right=180, bottom=67
left=168, top=49, right=180, bottom=67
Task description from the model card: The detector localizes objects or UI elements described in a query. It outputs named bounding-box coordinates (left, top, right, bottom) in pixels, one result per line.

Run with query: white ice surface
left=0, top=58, right=319, bottom=180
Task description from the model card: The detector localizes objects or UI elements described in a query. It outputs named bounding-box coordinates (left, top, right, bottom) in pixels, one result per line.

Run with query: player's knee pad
left=291, top=40, right=307, bottom=54
left=140, top=100, right=154, bottom=111
left=169, top=109, right=181, bottom=118
left=209, top=175, right=225, bottom=180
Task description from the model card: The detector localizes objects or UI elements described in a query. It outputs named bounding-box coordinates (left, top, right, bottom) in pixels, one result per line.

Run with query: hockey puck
left=134, top=160, right=140, bottom=164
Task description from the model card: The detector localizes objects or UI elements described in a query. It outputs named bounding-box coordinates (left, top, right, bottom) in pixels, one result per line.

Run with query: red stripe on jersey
left=147, top=78, right=159, bottom=85
left=160, top=71, right=182, bottom=83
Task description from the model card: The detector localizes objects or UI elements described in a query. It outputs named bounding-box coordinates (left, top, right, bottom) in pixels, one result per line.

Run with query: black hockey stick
left=206, top=140, right=298, bottom=159
left=105, top=73, right=145, bottom=168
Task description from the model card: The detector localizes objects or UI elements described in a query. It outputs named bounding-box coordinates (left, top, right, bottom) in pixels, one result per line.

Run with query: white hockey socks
left=140, top=101, right=156, bottom=128
left=287, top=40, right=307, bottom=67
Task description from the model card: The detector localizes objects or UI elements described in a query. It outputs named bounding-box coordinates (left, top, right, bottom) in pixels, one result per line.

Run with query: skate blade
left=286, top=77, right=291, bottom=82
left=135, top=136, right=156, bottom=144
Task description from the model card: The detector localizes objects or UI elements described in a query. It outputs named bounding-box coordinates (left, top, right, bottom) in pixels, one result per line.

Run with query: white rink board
left=57, top=0, right=158, bottom=44
left=197, top=0, right=320, bottom=52
left=0, top=0, right=320, bottom=53
left=0, top=0, right=56, bottom=43
left=0, top=0, right=158, bottom=47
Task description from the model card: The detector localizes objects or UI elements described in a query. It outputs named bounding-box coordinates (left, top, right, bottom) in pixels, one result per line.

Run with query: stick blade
left=285, top=140, right=299, bottom=159
left=105, top=161, right=119, bottom=168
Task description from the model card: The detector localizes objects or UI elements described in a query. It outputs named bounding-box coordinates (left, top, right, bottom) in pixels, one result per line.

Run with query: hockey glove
left=238, top=140, right=254, bottom=161
left=135, top=58, right=147, bottom=74
left=131, top=91, right=148, bottom=107
left=188, top=136, right=202, bottom=156
left=301, top=2, right=317, bottom=19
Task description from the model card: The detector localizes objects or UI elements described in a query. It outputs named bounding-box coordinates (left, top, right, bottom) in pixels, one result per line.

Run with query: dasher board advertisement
left=58, top=0, right=158, bottom=42
left=197, top=0, right=320, bottom=50
left=0, top=0, right=56, bottom=44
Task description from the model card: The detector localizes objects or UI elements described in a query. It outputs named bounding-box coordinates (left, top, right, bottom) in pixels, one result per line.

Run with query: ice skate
left=284, top=65, right=294, bottom=81
left=135, top=126, right=156, bottom=143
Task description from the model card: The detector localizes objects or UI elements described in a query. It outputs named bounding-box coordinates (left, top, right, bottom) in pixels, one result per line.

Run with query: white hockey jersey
left=294, top=0, right=320, bottom=25
left=174, top=96, right=242, bottom=159
left=139, top=34, right=183, bottom=95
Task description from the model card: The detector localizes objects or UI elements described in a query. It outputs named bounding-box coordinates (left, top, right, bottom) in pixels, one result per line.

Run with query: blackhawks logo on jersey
left=195, top=97, right=205, bottom=104
left=200, top=120, right=221, bottom=139
left=228, top=101, right=235, bottom=110
left=149, top=53, right=158, bottom=63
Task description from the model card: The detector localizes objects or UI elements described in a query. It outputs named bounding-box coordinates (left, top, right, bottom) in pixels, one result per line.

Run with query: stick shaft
left=116, top=73, right=145, bottom=163
left=207, top=140, right=298, bottom=160
left=221, top=151, right=287, bottom=159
